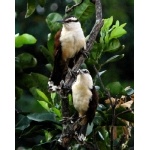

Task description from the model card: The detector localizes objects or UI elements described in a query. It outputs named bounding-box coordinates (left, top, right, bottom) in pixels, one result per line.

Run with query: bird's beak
left=56, top=20, right=64, bottom=24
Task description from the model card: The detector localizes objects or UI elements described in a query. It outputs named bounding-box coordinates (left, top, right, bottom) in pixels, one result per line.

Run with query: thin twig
left=93, top=65, right=112, bottom=105
left=93, top=65, right=118, bottom=150
left=65, top=0, right=84, bottom=13
left=115, top=109, right=133, bottom=118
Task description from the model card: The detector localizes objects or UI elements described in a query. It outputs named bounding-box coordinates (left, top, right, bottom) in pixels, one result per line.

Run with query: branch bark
left=64, top=0, right=103, bottom=90
left=60, top=0, right=103, bottom=148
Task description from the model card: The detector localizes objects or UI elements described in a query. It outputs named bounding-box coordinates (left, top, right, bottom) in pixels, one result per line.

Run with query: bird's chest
left=60, top=31, right=85, bottom=61
left=72, top=85, right=92, bottom=114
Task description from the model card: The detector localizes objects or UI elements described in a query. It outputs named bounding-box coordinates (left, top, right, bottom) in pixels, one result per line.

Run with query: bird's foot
left=60, top=116, right=75, bottom=124
left=68, top=68, right=77, bottom=78
left=48, top=81, right=61, bottom=92
left=78, top=133, right=86, bottom=142
left=81, top=49, right=89, bottom=58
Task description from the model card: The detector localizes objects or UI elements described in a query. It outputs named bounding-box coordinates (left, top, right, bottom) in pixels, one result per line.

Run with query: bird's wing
left=50, top=30, right=67, bottom=86
left=86, top=86, right=99, bottom=124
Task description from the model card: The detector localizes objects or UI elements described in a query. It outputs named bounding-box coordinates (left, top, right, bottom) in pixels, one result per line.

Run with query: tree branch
left=65, top=0, right=84, bottom=13
left=60, top=0, right=103, bottom=148
left=64, top=0, right=103, bottom=90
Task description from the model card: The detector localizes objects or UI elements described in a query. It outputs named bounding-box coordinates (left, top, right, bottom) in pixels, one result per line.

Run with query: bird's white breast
left=72, top=81, right=92, bottom=117
left=60, top=28, right=86, bottom=61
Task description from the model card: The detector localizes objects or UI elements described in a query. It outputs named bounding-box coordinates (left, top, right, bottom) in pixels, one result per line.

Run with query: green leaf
left=51, top=107, right=61, bottom=118
left=38, top=0, right=46, bottom=7
left=16, top=93, right=47, bottom=113
left=104, top=39, right=121, bottom=52
left=124, top=86, right=134, bottom=95
left=46, top=13, right=63, bottom=33
left=25, top=0, right=36, bottom=18
left=98, top=131, right=104, bottom=140
left=101, top=16, right=113, bottom=32
left=97, top=104, right=107, bottom=111
left=20, top=125, right=41, bottom=137
left=106, top=81, right=123, bottom=96
left=16, top=73, right=36, bottom=89
left=120, top=23, right=127, bottom=28
left=110, top=26, right=127, bottom=40
left=15, top=33, right=37, bottom=48
left=97, top=70, right=107, bottom=77
left=30, top=73, right=49, bottom=92
left=15, top=86, right=23, bottom=100
left=37, top=100, right=50, bottom=111
left=47, top=33, right=55, bottom=55
left=40, top=45, right=53, bottom=63
left=73, top=0, right=95, bottom=22
left=115, top=20, right=120, bottom=27
left=115, top=107, right=134, bottom=122
left=102, top=54, right=124, bottom=66
left=27, top=112, right=56, bottom=122
left=51, top=93, right=56, bottom=101
left=45, top=63, right=53, bottom=72
left=16, top=115, right=31, bottom=131
left=16, top=53, right=37, bottom=69
left=97, top=127, right=109, bottom=143
left=30, top=87, right=50, bottom=104
left=86, top=122, right=94, bottom=136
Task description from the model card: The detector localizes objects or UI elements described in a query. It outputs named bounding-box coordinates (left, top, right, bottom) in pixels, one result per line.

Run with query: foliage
left=15, top=0, right=134, bottom=150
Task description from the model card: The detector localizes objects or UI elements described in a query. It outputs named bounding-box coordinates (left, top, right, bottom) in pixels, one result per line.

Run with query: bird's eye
left=83, top=69, right=89, bottom=74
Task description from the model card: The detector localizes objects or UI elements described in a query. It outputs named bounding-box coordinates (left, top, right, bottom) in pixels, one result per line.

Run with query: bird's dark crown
left=63, top=16, right=79, bottom=23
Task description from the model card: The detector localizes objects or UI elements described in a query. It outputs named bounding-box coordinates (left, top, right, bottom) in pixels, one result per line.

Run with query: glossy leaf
left=16, top=53, right=37, bottom=69
left=104, top=39, right=121, bottom=52
left=124, top=86, right=134, bottom=95
left=74, top=0, right=95, bottom=22
left=102, top=54, right=124, bottom=66
left=40, top=45, right=53, bottom=63
left=51, top=107, right=61, bottom=118
left=51, top=93, right=56, bottom=102
left=15, top=86, right=23, bottom=100
left=16, top=93, right=47, bottom=113
left=98, top=131, right=104, bottom=140
left=106, top=81, right=123, bottom=96
left=30, top=87, right=50, bottom=104
left=25, top=0, right=36, bottom=18
left=16, top=73, right=36, bottom=89
left=30, top=73, right=49, bottom=92
left=117, top=111, right=134, bottom=123
left=46, top=13, right=63, bottom=33
left=97, top=104, right=107, bottom=111
left=15, top=33, right=37, bottom=48
left=27, top=112, right=57, bottom=122
left=101, top=16, right=113, bottom=32
left=37, top=100, right=50, bottom=112
left=98, top=70, right=107, bottom=77
left=86, top=122, right=94, bottom=136
left=16, top=115, right=31, bottom=131
left=110, top=26, right=127, bottom=40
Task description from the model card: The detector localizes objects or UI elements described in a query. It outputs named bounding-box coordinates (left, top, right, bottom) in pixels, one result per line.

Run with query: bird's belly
left=73, top=90, right=92, bottom=116
left=60, top=34, right=85, bottom=61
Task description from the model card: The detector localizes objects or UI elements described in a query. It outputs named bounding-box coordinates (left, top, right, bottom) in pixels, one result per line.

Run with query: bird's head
left=76, top=69, right=93, bottom=88
left=57, top=16, right=81, bottom=31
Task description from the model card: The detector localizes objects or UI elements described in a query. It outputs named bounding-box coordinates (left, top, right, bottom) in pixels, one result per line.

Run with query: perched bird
left=48, top=16, right=86, bottom=92
left=72, top=69, right=98, bottom=141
